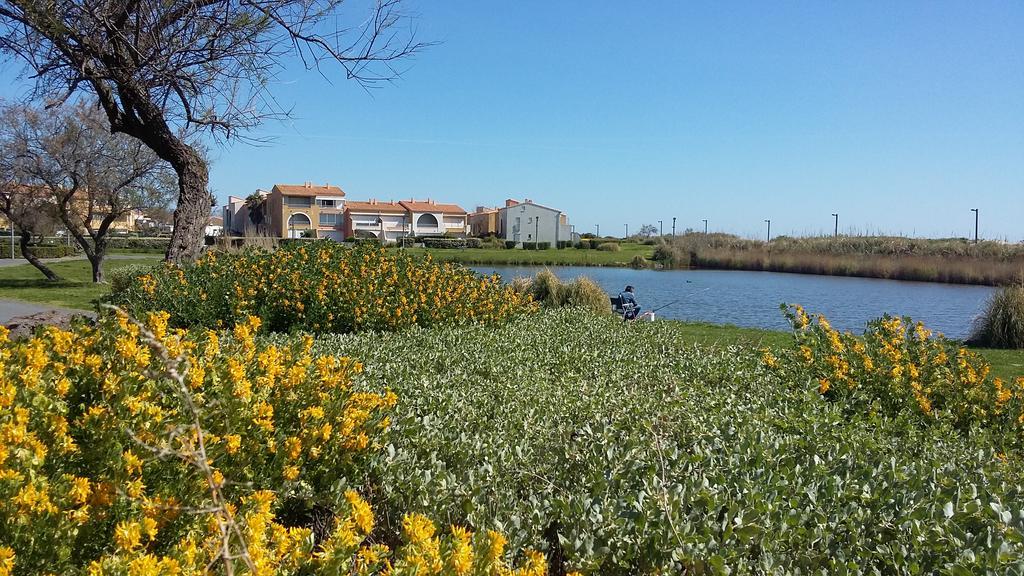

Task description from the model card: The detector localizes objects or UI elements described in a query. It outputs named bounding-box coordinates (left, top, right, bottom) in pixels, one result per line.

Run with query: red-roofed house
left=343, top=198, right=468, bottom=242
left=267, top=182, right=346, bottom=239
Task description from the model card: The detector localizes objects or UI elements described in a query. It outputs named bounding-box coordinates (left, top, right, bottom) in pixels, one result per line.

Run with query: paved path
left=0, top=298, right=94, bottom=325
left=0, top=254, right=160, bottom=268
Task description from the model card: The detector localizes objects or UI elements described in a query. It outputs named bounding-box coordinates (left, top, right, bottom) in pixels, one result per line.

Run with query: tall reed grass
left=970, top=285, right=1024, bottom=348
left=653, top=233, right=1024, bottom=286
left=513, top=269, right=611, bottom=314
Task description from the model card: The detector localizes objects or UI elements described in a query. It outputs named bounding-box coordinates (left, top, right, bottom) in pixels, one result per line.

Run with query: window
left=319, top=212, right=338, bottom=226
left=287, top=213, right=311, bottom=227
left=528, top=217, right=533, bottom=224
left=318, top=199, right=336, bottom=208
left=284, top=196, right=311, bottom=208
left=416, top=213, right=439, bottom=227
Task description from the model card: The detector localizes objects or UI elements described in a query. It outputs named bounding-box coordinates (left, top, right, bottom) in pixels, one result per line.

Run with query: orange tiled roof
left=399, top=200, right=467, bottom=215
left=272, top=183, right=346, bottom=198
left=344, top=200, right=407, bottom=214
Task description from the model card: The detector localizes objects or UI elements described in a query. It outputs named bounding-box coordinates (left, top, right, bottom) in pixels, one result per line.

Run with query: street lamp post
left=658, top=220, right=663, bottom=236
left=971, top=208, right=979, bottom=243
left=672, top=217, right=676, bottom=236
left=765, top=219, right=771, bottom=243
left=702, top=219, right=708, bottom=235
left=535, top=216, right=540, bottom=248
left=624, top=223, right=628, bottom=239
left=595, top=224, right=600, bottom=237
left=832, top=213, right=838, bottom=238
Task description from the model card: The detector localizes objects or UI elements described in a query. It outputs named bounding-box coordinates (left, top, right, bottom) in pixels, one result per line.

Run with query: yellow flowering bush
left=777, top=304, right=1024, bottom=440
left=0, top=313, right=569, bottom=575
left=106, top=242, right=535, bottom=333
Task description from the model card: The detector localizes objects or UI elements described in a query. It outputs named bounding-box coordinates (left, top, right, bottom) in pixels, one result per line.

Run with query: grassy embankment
left=655, top=233, right=1024, bottom=285
left=0, top=256, right=161, bottom=309
left=403, top=241, right=654, bottom=266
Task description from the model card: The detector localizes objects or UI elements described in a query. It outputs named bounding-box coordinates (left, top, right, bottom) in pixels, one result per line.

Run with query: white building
left=497, top=199, right=574, bottom=246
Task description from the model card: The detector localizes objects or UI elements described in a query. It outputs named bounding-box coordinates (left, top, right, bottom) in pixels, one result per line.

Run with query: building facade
left=266, top=183, right=346, bottom=239
left=343, top=199, right=468, bottom=242
left=468, top=207, right=500, bottom=236
left=496, top=199, right=575, bottom=245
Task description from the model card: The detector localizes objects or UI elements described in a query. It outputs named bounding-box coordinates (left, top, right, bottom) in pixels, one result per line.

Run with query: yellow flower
left=0, top=547, right=14, bottom=576
left=346, top=490, right=374, bottom=536
left=114, top=520, right=143, bottom=551
left=224, top=434, right=242, bottom=455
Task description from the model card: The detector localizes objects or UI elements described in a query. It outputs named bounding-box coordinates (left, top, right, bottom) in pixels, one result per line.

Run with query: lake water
left=472, top=266, right=996, bottom=339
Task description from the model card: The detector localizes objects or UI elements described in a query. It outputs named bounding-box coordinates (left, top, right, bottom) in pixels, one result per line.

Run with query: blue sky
left=2, top=1, right=1023, bottom=240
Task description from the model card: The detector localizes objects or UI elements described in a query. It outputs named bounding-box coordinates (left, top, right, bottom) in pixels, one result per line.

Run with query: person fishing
left=619, top=285, right=642, bottom=320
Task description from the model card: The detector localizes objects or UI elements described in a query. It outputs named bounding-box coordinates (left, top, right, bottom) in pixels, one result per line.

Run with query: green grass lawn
left=0, top=257, right=161, bottom=310
left=400, top=242, right=655, bottom=266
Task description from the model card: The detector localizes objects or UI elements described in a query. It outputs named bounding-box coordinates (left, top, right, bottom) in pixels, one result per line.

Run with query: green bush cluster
left=596, top=242, right=620, bottom=252
left=307, top=309, right=1024, bottom=574
left=522, top=241, right=551, bottom=250
left=0, top=243, right=79, bottom=258
left=422, top=237, right=468, bottom=249
left=105, top=237, right=171, bottom=252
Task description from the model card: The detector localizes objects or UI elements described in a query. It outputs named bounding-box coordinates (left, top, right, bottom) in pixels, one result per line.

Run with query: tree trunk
left=89, top=251, right=105, bottom=283
left=19, top=231, right=61, bottom=282
left=165, top=144, right=211, bottom=263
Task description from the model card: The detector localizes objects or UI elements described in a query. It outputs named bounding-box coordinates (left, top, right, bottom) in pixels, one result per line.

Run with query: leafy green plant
left=304, top=309, right=1024, bottom=574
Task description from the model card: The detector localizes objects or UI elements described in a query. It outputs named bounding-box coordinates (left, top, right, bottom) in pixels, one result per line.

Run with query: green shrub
left=0, top=244, right=79, bottom=258
left=106, top=263, right=155, bottom=294
left=628, top=254, right=649, bottom=269
left=514, top=270, right=610, bottom=313
left=970, top=285, right=1024, bottom=348
left=530, top=269, right=563, bottom=307
left=557, top=240, right=573, bottom=249
left=466, top=237, right=483, bottom=248
left=308, top=309, right=1024, bottom=574
left=105, top=237, right=171, bottom=252
left=504, top=240, right=517, bottom=249
left=106, top=242, right=535, bottom=333
left=575, top=239, right=591, bottom=250
left=596, top=242, right=620, bottom=252
left=422, top=237, right=467, bottom=249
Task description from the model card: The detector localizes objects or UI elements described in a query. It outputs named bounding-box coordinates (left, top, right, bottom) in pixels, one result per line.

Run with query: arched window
left=416, top=213, right=439, bottom=227
left=288, top=213, right=311, bottom=227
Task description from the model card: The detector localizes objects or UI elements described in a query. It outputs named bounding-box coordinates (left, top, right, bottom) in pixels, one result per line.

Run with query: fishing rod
left=650, top=287, right=712, bottom=313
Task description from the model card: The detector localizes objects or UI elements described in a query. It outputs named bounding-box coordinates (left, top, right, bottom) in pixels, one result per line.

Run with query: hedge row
left=0, top=244, right=79, bottom=259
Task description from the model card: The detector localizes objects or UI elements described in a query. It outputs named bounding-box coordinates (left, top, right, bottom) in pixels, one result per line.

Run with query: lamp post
left=765, top=219, right=771, bottom=243
left=535, top=216, right=540, bottom=248
left=971, top=208, right=978, bottom=243
left=672, top=217, right=676, bottom=236
left=595, top=224, right=599, bottom=237
left=832, top=213, right=838, bottom=238
left=624, top=223, right=628, bottom=239
left=658, top=220, right=663, bottom=236
left=702, top=219, right=708, bottom=235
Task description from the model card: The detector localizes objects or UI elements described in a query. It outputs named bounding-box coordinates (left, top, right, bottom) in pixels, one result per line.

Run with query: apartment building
left=266, top=183, right=346, bottom=239
left=496, top=199, right=575, bottom=245
left=468, top=206, right=500, bottom=236
left=343, top=198, right=468, bottom=242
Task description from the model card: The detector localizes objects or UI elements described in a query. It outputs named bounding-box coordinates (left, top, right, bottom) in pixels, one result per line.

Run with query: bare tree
left=0, top=101, right=176, bottom=282
left=0, top=0, right=426, bottom=262
left=638, top=224, right=659, bottom=238
left=0, top=183, right=63, bottom=280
